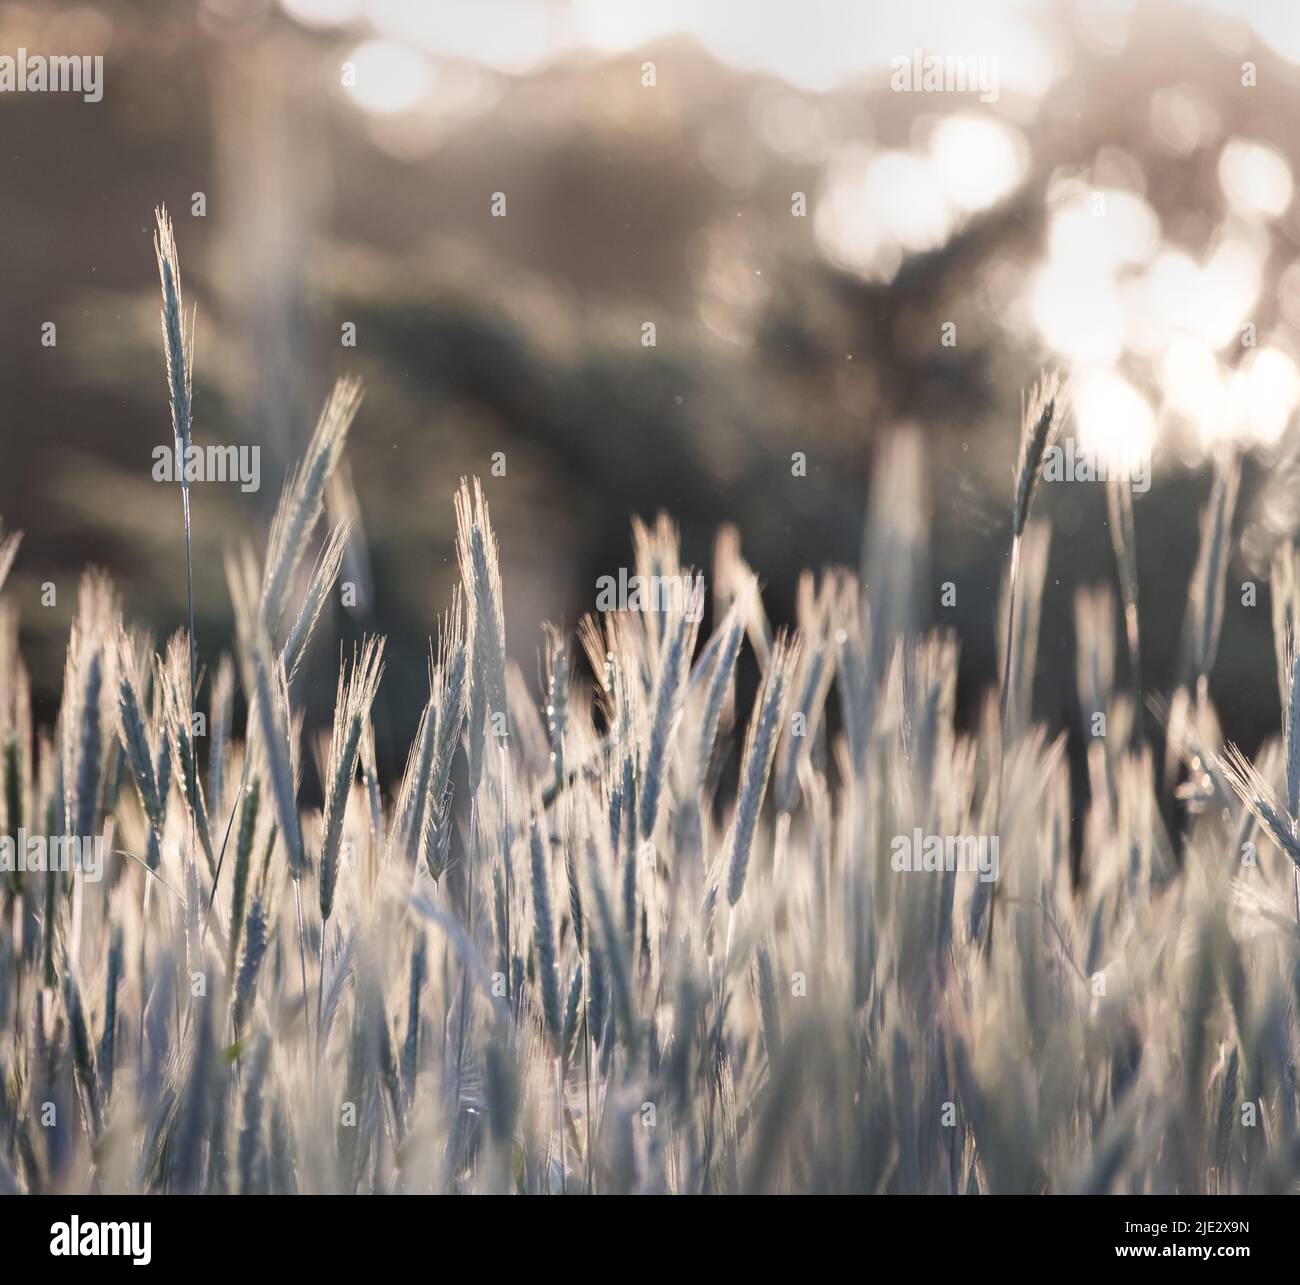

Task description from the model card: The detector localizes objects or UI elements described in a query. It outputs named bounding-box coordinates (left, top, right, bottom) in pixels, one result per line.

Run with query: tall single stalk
left=985, top=375, right=1063, bottom=957
left=154, top=207, right=198, bottom=904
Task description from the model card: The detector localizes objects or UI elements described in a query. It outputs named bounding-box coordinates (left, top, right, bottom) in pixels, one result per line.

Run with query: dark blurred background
left=3, top=0, right=1300, bottom=767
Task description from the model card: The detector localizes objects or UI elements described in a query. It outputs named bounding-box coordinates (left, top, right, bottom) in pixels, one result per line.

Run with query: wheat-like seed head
left=1012, top=371, right=1067, bottom=538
